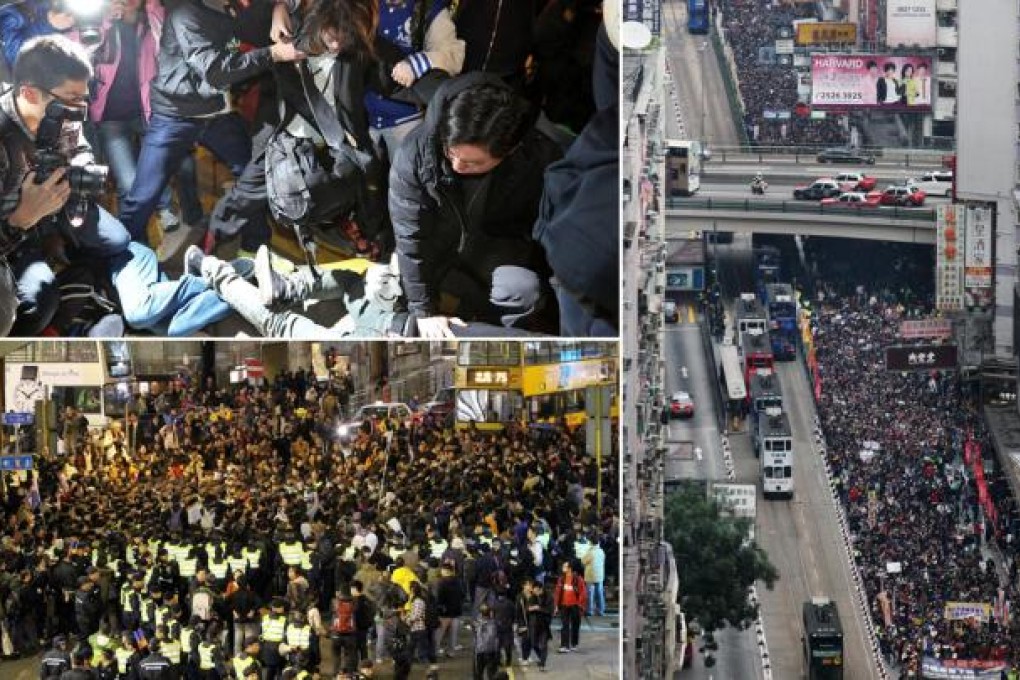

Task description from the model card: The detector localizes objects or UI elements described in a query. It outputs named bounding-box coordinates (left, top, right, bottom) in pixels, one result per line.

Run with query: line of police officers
left=36, top=528, right=327, bottom=680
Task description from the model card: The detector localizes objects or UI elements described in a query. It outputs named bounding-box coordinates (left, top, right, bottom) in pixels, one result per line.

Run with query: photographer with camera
left=0, top=34, right=131, bottom=336
left=117, top=0, right=307, bottom=248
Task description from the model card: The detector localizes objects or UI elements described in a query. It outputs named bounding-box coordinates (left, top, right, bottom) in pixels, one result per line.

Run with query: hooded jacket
left=388, top=71, right=562, bottom=317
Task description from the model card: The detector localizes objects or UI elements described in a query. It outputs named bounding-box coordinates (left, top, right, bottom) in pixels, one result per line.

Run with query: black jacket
left=137, top=652, right=174, bottom=680
left=389, top=72, right=562, bottom=317
left=532, top=24, right=618, bottom=330
left=150, top=0, right=275, bottom=118
left=433, top=574, right=464, bottom=618
left=40, top=649, right=71, bottom=679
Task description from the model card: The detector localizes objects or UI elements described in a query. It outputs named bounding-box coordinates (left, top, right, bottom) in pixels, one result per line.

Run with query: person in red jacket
left=553, top=560, right=587, bottom=652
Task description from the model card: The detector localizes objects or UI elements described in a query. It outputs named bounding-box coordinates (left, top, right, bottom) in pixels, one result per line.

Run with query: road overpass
left=665, top=198, right=937, bottom=244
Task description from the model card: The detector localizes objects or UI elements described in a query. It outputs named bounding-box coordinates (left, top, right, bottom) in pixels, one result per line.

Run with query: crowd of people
left=0, top=0, right=619, bottom=339
left=0, top=365, right=618, bottom=678
left=809, top=282, right=1020, bottom=677
left=714, top=0, right=851, bottom=147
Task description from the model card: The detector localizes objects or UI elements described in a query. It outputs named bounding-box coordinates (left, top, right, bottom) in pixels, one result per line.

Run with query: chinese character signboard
left=795, top=21, right=857, bottom=46
left=899, top=318, right=953, bottom=340
left=885, top=345, right=958, bottom=372
left=964, top=205, right=993, bottom=310
left=936, top=205, right=965, bottom=312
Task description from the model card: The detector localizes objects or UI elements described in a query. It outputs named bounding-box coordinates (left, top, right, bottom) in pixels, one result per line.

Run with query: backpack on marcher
left=48, top=263, right=123, bottom=337
left=331, top=598, right=356, bottom=635
left=191, top=589, right=213, bottom=621
left=474, top=617, right=498, bottom=654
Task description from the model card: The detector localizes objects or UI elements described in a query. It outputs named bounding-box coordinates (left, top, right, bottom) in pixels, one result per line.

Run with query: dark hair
left=883, top=62, right=896, bottom=74
left=439, top=84, right=532, bottom=159
left=866, top=60, right=877, bottom=70
left=13, top=35, right=93, bottom=90
left=301, top=0, right=378, bottom=58
left=901, top=63, right=914, bottom=78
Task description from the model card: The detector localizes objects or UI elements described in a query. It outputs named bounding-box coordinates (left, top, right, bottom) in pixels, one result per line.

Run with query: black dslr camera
left=34, top=99, right=108, bottom=226
left=52, top=0, right=107, bottom=46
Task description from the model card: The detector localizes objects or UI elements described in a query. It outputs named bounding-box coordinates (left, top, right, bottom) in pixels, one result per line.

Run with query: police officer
left=58, top=644, right=97, bottom=680
left=40, top=635, right=71, bottom=678
left=114, top=631, right=143, bottom=680
left=282, top=608, right=313, bottom=667
left=260, top=597, right=289, bottom=680
left=231, top=636, right=262, bottom=680
left=121, top=573, right=146, bottom=631
left=137, top=638, right=174, bottom=680
left=74, top=575, right=103, bottom=637
left=196, top=623, right=226, bottom=679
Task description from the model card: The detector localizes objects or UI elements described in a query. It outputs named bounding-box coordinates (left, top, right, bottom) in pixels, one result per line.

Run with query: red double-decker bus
left=741, top=331, right=775, bottom=389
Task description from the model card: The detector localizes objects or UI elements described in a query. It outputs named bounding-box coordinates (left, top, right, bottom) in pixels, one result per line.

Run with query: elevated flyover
left=665, top=198, right=937, bottom=244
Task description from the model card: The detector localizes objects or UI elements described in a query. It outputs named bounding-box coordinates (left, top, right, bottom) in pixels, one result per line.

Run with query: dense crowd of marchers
left=0, top=366, right=618, bottom=678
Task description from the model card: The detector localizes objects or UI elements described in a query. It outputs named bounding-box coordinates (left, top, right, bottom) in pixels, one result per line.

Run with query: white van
left=906, top=170, right=953, bottom=198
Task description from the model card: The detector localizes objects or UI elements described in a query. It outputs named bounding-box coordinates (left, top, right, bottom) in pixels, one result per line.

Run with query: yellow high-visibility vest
left=279, top=542, right=304, bottom=566
left=228, top=555, right=248, bottom=573
left=285, top=624, right=311, bottom=650
left=208, top=559, right=229, bottom=580
left=243, top=548, right=262, bottom=569
left=161, top=639, right=182, bottom=665
left=261, top=614, right=287, bottom=642
left=115, top=647, right=133, bottom=674
left=198, top=642, right=217, bottom=670
left=178, top=557, right=197, bottom=578
left=233, top=655, right=258, bottom=678
left=180, top=627, right=197, bottom=656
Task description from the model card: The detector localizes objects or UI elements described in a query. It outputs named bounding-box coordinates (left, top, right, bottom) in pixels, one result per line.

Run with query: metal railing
left=666, top=197, right=937, bottom=221
left=705, top=145, right=951, bottom=166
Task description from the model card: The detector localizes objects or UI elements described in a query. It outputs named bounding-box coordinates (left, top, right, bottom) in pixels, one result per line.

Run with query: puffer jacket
left=388, top=72, right=562, bottom=317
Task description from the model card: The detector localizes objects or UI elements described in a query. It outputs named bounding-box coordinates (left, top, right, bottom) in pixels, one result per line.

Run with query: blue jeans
left=8, top=204, right=130, bottom=336
left=110, top=241, right=232, bottom=335
left=587, top=581, right=605, bottom=616
left=552, top=278, right=616, bottom=337
left=95, top=117, right=203, bottom=223
left=120, top=112, right=252, bottom=244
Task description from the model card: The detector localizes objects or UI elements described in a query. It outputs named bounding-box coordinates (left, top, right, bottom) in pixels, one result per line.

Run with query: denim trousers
left=110, top=241, right=232, bottom=336
left=95, top=116, right=202, bottom=223
left=119, top=112, right=252, bottom=244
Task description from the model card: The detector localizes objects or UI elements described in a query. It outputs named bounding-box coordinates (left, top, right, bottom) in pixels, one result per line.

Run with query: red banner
left=967, top=439, right=998, bottom=531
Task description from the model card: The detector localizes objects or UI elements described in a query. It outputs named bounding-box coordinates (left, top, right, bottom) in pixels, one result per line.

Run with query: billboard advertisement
left=936, top=204, right=965, bottom=313
left=886, top=0, right=936, bottom=48
left=964, top=205, right=994, bottom=310
left=810, top=54, right=932, bottom=110
left=885, top=345, right=958, bottom=372
left=795, top=22, right=857, bottom=46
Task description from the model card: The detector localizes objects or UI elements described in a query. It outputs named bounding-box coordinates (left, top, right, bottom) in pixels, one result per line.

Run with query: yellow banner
left=796, top=22, right=857, bottom=45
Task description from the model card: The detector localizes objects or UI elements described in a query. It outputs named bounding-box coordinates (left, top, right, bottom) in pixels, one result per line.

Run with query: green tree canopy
left=664, top=482, right=778, bottom=633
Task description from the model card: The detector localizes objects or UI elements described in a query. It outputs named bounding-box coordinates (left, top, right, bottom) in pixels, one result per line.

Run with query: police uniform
left=137, top=649, right=174, bottom=680
left=260, top=607, right=288, bottom=680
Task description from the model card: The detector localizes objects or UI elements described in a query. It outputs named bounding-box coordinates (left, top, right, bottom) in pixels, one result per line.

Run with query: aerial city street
left=623, top=0, right=1020, bottom=679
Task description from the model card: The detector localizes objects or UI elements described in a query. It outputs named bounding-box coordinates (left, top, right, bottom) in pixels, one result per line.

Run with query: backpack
left=47, top=263, right=122, bottom=337
left=474, top=618, right=498, bottom=654
left=331, top=598, right=356, bottom=635
left=422, top=591, right=439, bottom=631
left=168, top=508, right=184, bottom=533
left=490, top=557, right=508, bottom=591
left=388, top=620, right=411, bottom=661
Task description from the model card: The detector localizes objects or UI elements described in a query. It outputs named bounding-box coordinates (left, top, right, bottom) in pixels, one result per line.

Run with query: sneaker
left=437, top=648, right=446, bottom=656
left=453, top=645, right=464, bottom=651
left=568, top=647, right=577, bottom=653
left=520, top=659, right=531, bottom=666
left=159, top=208, right=181, bottom=233
left=557, top=647, right=568, bottom=654
left=254, top=245, right=285, bottom=306
left=183, top=245, right=204, bottom=278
